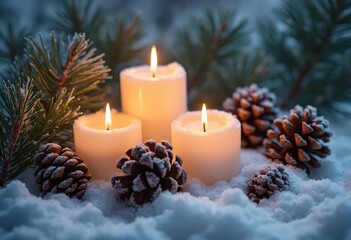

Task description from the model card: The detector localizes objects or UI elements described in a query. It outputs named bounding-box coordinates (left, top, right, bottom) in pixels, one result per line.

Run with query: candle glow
left=201, top=103, right=208, bottom=133
left=171, top=109, right=241, bottom=185
left=105, top=103, right=112, bottom=130
left=150, top=45, right=158, bottom=78
left=73, top=108, right=142, bottom=180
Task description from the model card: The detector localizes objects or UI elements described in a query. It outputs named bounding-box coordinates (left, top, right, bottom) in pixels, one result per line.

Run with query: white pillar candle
left=120, top=46, right=187, bottom=142
left=171, top=105, right=241, bottom=185
left=73, top=104, right=142, bottom=181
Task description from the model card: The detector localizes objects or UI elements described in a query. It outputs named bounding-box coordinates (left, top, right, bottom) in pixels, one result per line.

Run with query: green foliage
left=24, top=32, right=110, bottom=113
left=49, top=0, right=146, bottom=106
left=173, top=9, right=249, bottom=109
left=260, top=0, right=351, bottom=115
left=0, top=33, right=111, bottom=186
left=0, top=79, right=42, bottom=186
left=50, top=0, right=146, bottom=74
left=0, top=0, right=351, bottom=185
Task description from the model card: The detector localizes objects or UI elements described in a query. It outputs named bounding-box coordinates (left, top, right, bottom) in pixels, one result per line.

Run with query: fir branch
left=0, top=78, right=42, bottom=187
left=260, top=0, right=351, bottom=113
left=173, top=9, right=249, bottom=108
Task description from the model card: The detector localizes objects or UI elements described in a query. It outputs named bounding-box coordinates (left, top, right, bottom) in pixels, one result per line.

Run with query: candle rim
left=74, top=110, right=142, bottom=133
left=172, top=109, right=240, bottom=136
left=120, top=62, right=185, bottom=81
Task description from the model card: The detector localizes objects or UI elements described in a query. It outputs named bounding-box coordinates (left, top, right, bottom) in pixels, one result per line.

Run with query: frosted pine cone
left=263, top=105, right=332, bottom=174
left=33, top=143, right=91, bottom=199
left=111, top=140, right=187, bottom=207
left=247, top=165, right=289, bottom=203
left=223, top=84, right=278, bottom=148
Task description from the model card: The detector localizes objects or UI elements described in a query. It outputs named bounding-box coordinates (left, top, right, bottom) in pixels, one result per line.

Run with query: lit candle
left=171, top=104, right=241, bottom=185
left=120, top=45, right=187, bottom=142
left=73, top=104, right=142, bottom=181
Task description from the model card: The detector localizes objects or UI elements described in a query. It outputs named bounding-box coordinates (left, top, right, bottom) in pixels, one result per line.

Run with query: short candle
left=120, top=45, right=187, bottom=142
left=171, top=105, right=241, bottom=185
left=73, top=104, right=142, bottom=181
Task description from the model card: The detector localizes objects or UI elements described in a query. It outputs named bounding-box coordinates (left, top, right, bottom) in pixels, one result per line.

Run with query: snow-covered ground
left=1, top=120, right=351, bottom=240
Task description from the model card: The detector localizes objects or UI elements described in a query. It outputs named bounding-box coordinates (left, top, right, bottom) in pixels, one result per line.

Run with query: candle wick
left=203, top=123, right=206, bottom=133
left=152, top=72, right=156, bottom=78
left=107, top=126, right=110, bottom=131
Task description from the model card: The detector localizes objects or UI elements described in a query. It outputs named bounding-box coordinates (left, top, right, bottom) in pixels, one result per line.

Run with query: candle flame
left=201, top=103, right=208, bottom=133
left=150, top=45, right=158, bottom=78
left=105, top=103, right=112, bottom=130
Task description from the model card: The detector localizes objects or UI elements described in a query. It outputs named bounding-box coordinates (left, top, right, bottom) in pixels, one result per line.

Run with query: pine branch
left=49, top=0, right=146, bottom=107
left=24, top=32, right=111, bottom=113
left=49, top=0, right=146, bottom=72
left=0, top=32, right=111, bottom=185
left=260, top=0, right=351, bottom=113
left=173, top=9, right=249, bottom=108
left=0, top=79, right=42, bottom=187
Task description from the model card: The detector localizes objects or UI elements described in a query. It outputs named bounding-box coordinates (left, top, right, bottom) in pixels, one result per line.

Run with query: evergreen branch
left=24, top=32, right=111, bottom=113
left=0, top=32, right=111, bottom=185
left=260, top=0, right=351, bottom=112
left=0, top=78, right=42, bottom=187
left=49, top=0, right=145, bottom=72
left=173, top=8, right=249, bottom=108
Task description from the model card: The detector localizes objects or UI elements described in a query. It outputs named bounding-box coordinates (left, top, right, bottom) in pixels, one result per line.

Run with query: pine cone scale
left=264, top=105, right=332, bottom=173
left=247, top=165, right=289, bottom=203
left=223, top=84, right=278, bottom=148
left=112, top=140, right=187, bottom=207
left=34, top=143, right=91, bottom=199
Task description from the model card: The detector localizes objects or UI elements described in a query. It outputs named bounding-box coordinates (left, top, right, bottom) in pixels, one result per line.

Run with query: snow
left=1, top=123, right=351, bottom=240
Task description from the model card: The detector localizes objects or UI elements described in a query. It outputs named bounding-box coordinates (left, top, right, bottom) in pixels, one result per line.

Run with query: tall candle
left=73, top=104, right=142, bottom=181
left=120, top=46, right=187, bottom=142
left=171, top=105, right=241, bottom=185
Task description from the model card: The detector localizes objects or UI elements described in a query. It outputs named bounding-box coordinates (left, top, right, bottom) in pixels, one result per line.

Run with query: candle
left=120, top=45, right=187, bottom=142
left=171, top=104, right=241, bottom=185
left=73, top=104, right=142, bottom=181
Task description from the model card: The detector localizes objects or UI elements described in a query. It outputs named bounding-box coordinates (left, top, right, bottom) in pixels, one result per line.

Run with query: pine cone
left=263, top=105, right=332, bottom=174
left=247, top=164, right=289, bottom=203
left=33, top=143, right=91, bottom=199
left=223, top=83, right=278, bottom=148
left=111, top=140, right=187, bottom=207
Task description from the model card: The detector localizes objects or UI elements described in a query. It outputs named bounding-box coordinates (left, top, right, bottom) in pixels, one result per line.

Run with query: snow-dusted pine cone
left=111, top=140, right=187, bottom=207
left=247, top=164, right=289, bottom=203
left=223, top=84, right=278, bottom=148
left=33, top=143, right=91, bottom=199
left=263, top=105, right=332, bottom=174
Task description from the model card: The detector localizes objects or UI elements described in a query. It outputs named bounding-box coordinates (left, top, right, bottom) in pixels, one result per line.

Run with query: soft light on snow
left=1, top=124, right=351, bottom=240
